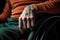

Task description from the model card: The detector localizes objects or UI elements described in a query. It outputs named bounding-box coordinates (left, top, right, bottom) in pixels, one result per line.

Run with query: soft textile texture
left=9, top=0, right=60, bottom=18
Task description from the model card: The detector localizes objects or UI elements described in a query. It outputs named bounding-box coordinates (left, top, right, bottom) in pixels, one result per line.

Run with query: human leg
left=0, top=18, right=21, bottom=40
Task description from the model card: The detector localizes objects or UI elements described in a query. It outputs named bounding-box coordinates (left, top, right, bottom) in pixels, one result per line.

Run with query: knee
left=0, top=27, right=21, bottom=40
left=0, top=28, right=6, bottom=35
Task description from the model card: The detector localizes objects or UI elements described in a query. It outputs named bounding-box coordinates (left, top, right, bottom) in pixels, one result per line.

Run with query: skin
left=0, top=0, right=60, bottom=33
left=19, top=0, right=60, bottom=32
left=19, top=5, right=35, bottom=33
